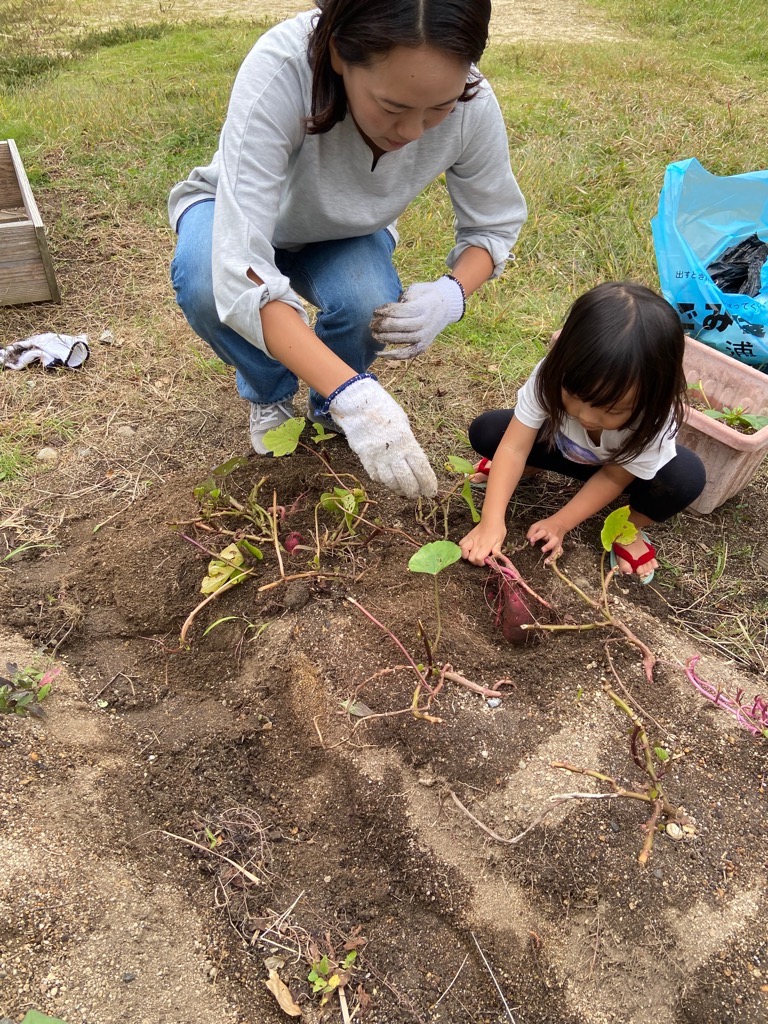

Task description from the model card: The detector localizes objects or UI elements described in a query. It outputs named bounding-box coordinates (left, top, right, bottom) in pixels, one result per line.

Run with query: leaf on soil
left=311, top=422, right=336, bottom=443
left=264, top=968, right=302, bottom=1017
left=21, top=1012, right=69, bottom=1024
left=201, top=543, right=246, bottom=594
left=340, top=698, right=374, bottom=717
left=264, top=417, right=305, bottom=457
left=408, top=540, right=462, bottom=576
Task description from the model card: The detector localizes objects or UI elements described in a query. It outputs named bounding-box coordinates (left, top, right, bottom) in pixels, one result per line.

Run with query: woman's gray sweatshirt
left=168, top=10, right=527, bottom=353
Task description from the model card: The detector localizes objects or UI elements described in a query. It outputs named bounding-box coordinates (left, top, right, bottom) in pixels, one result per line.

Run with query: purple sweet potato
left=485, top=554, right=552, bottom=645
left=491, top=576, right=537, bottom=645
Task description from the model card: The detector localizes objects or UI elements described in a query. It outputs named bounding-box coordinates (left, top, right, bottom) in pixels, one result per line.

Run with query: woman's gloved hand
left=328, top=376, right=438, bottom=498
left=371, top=275, right=465, bottom=360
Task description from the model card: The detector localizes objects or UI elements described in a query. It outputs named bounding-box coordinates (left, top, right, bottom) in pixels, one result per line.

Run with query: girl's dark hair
left=535, top=281, right=686, bottom=465
left=307, top=0, right=491, bottom=134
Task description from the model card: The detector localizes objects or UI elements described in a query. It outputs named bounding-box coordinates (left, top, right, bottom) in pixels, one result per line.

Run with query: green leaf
left=342, top=950, right=357, bottom=969
left=459, top=479, right=481, bottom=523
left=201, top=615, right=241, bottom=637
left=37, top=683, right=52, bottom=702
left=22, top=1012, right=69, bottom=1024
left=200, top=543, right=246, bottom=594
left=408, top=540, right=462, bottom=576
left=192, top=455, right=248, bottom=502
left=444, top=454, right=475, bottom=475
left=237, top=539, right=264, bottom=560
left=193, top=478, right=221, bottom=501
left=320, top=486, right=363, bottom=530
left=742, top=413, right=768, bottom=431
left=653, top=746, right=670, bottom=762
left=600, top=506, right=637, bottom=552
left=263, top=417, right=305, bottom=456
left=311, top=422, right=337, bottom=443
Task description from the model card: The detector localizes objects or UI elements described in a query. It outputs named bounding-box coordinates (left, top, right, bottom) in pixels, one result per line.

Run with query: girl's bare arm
left=459, top=417, right=539, bottom=564
left=527, top=464, right=635, bottom=557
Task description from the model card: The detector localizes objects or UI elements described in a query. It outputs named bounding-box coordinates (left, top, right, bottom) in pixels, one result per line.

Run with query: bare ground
left=1, top=3, right=768, bottom=1024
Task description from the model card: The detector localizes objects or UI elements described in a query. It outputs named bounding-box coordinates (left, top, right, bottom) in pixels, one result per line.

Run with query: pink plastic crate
left=678, top=336, right=768, bottom=513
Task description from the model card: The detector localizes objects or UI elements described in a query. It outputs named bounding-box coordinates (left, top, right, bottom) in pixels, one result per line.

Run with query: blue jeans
left=170, top=198, right=402, bottom=408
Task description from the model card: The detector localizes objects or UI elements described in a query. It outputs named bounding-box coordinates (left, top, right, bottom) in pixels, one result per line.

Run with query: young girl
left=169, top=0, right=526, bottom=500
left=459, top=282, right=706, bottom=581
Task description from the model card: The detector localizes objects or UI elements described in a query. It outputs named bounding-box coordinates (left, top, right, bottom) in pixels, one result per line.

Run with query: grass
left=1, top=0, right=767, bottom=663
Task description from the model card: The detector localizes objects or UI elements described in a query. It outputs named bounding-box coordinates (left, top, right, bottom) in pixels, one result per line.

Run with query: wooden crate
left=0, top=138, right=60, bottom=305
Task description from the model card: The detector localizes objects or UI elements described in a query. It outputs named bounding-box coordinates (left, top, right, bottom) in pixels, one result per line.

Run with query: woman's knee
left=171, top=249, right=218, bottom=336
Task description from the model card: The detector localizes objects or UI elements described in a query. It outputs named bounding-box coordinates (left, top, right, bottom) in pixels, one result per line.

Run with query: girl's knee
left=468, top=411, right=503, bottom=454
left=678, top=446, right=707, bottom=505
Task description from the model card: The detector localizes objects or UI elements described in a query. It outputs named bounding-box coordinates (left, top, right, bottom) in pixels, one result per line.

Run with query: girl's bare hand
left=459, top=521, right=507, bottom=566
left=527, top=516, right=567, bottom=562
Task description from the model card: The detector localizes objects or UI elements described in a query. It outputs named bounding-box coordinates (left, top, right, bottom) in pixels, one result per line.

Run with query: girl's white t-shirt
left=514, top=361, right=678, bottom=480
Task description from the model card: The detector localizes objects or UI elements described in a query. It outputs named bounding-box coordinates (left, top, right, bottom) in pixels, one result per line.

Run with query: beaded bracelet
left=443, top=273, right=466, bottom=321
left=318, top=371, right=378, bottom=416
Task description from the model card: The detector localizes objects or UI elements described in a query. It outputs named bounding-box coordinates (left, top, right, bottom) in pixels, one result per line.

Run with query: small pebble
left=486, top=698, right=502, bottom=709
left=666, top=822, right=683, bottom=841
left=609, top=820, right=620, bottom=833
left=116, top=424, right=136, bottom=437
left=36, top=447, right=58, bottom=462
left=122, top=972, right=136, bottom=983
left=652, top=868, right=664, bottom=880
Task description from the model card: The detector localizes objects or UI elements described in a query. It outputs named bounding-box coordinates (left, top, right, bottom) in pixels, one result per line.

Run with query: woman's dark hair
left=535, top=281, right=686, bottom=465
left=307, top=0, right=491, bottom=134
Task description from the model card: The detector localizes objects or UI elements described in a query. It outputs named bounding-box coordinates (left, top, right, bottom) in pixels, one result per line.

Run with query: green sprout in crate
left=688, top=380, right=768, bottom=435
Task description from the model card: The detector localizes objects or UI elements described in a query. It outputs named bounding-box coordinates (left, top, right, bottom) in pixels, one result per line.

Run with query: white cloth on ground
left=0, top=333, right=90, bottom=370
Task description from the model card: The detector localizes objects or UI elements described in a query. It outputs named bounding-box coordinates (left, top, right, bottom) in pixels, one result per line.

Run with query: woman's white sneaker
left=249, top=400, right=295, bottom=454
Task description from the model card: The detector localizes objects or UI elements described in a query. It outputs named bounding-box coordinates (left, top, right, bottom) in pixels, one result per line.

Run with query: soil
left=2, top=3, right=768, bottom=1024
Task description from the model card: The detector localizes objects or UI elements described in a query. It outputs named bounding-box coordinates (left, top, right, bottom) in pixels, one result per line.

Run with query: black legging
left=469, top=410, right=706, bottom=522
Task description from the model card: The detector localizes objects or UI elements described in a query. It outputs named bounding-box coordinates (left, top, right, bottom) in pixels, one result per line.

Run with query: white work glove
left=328, top=377, right=438, bottom=499
left=371, top=275, right=465, bottom=360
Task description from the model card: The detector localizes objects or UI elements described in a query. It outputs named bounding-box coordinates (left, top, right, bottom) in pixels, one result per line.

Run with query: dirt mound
left=2, top=444, right=766, bottom=1024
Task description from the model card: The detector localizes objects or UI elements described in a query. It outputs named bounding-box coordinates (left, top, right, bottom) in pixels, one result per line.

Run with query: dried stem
left=442, top=668, right=514, bottom=699
left=180, top=576, right=246, bottom=644
left=540, top=556, right=657, bottom=683
left=158, top=829, right=264, bottom=886
left=448, top=787, right=619, bottom=846
left=347, top=596, right=435, bottom=695
left=271, top=489, right=285, bottom=579
left=470, top=932, right=518, bottom=1024
left=638, top=798, right=664, bottom=867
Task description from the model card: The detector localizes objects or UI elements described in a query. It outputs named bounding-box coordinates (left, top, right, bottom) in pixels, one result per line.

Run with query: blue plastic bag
left=652, top=158, right=768, bottom=367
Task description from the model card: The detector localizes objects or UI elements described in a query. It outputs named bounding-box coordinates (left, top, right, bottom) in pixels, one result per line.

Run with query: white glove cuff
left=318, top=371, right=378, bottom=418
left=440, top=274, right=466, bottom=322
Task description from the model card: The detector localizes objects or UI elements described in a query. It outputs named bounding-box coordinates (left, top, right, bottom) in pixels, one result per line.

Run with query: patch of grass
left=76, top=22, right=170, bottom=52
left=0, top=446, right=35, bottom=483
left=592, top=0, right=768, bottom=61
